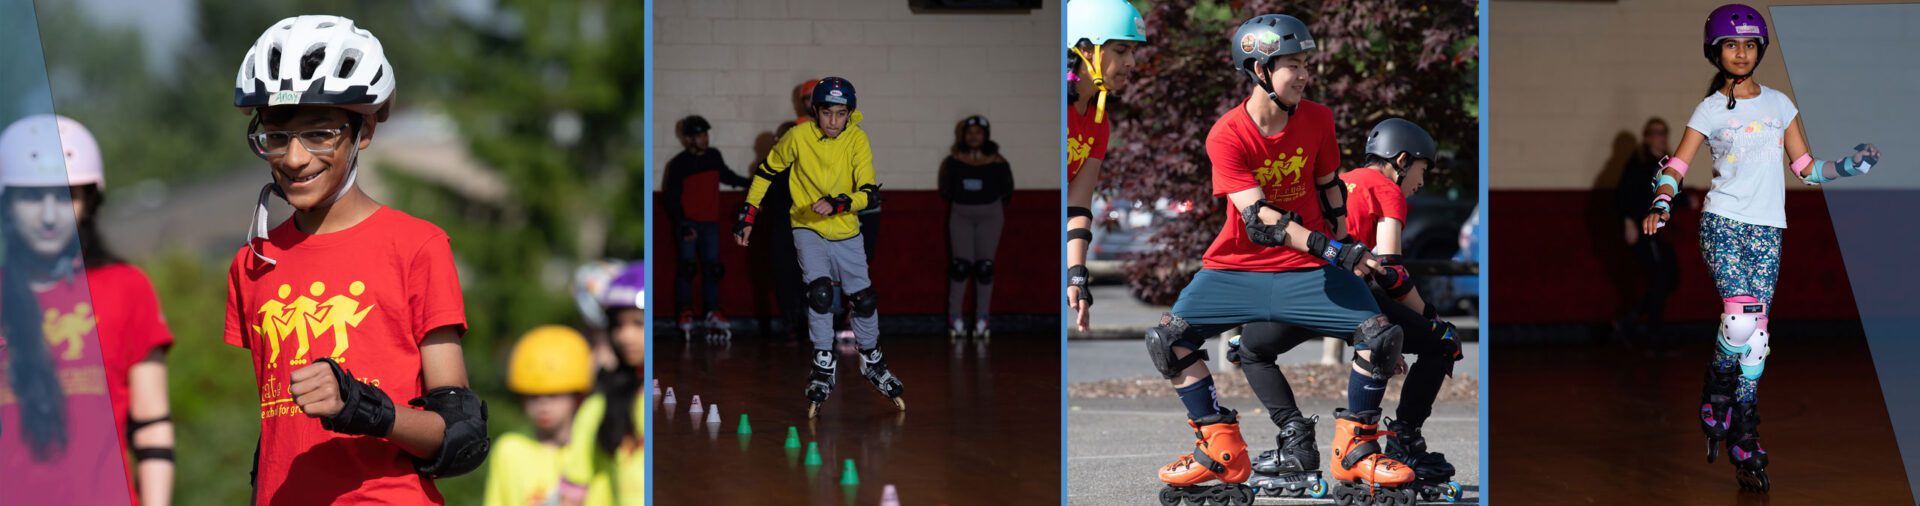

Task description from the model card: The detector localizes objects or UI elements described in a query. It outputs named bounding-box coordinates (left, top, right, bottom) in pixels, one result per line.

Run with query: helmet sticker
left=1240, top=34, right=1257, bottom=55
left=1255, top=31, right=1283, bottom=56
left=270, top=90, right=300, bottom=106
left=1300, top=40, right=1316, bottom=50
left=1735, top=24, right=1760, bottom=35
left=1135, top=17, right=1145, bottom=36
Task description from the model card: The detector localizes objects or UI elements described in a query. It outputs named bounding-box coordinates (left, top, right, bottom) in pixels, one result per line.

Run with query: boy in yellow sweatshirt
left=734, top=76, right=903, bottom=418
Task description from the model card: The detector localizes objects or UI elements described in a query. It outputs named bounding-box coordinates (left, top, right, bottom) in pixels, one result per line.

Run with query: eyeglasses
left=248, top=124, right=351, bottom=158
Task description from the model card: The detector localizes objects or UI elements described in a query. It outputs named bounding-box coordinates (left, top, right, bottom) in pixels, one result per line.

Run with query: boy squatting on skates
left=1142, top=14, right=1422, bottom=506
left=1238, top=118, right=1467, bottom=502
left=1646, top=4, right=1883, bottom=493
left=734, top=77, right=905, bottom=419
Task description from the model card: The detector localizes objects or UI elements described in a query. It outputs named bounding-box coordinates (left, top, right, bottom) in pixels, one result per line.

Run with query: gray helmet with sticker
left=1231, top=14, right=1315, bottom=74
left=1231, top=14, right=1315, bottom=114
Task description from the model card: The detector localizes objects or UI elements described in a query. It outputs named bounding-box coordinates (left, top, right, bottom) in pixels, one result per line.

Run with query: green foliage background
left=1103, top=0, right=1479, bottom=304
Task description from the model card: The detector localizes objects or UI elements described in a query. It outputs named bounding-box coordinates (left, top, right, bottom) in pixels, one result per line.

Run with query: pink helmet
left=0, top=114, right=104, bottom=189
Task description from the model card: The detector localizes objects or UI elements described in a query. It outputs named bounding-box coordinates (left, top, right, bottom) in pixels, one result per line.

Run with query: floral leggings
left=1699, top=212, right=1782, bottom=305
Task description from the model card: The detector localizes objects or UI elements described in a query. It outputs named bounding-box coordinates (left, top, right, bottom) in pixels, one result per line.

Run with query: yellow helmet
left=507, top=325, right=594, bottom=395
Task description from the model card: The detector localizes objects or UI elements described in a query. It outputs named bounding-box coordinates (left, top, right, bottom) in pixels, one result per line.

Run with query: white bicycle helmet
left=234, top=15, right=395, bottom=121
left=0, top=114, right=103, bottom=189
left=235, top=15, right=395, bottom=267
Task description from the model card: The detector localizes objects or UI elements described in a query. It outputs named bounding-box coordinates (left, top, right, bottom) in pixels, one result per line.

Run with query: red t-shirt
left=1340, top=168, right=1409, bottom=248
left=0, top=271, right=136, bottom=505
left=1203, top=99, right=1342, bottom=272
left=90, top=262, right=177, bottom=505
left=224, top=207, right=468, bottom=505
left=1067, top=102, right=1109, bottom=182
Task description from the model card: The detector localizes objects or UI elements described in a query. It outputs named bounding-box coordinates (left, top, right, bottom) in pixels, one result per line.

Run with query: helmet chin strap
left=1241, top=67, right=1295, bottom=116
left=247, top=133, right=363, bottom=266
left=1070, top=45, right=1111, bottom=123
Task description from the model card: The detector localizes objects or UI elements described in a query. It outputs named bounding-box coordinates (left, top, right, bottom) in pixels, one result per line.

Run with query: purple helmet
left=1704, top=4, right=1767, bottom=55
left=602, top=263, right=645, bottom=310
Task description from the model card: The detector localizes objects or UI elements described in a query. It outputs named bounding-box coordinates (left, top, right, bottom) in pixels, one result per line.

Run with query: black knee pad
left=1351, top=315, right=1404, bottom=379
left=848, top=287, right=878, bottom=317
left=806, top=277, right=835, bottom=314
left=949, top=258, right=972, bottom=282
left=677, top=262, right=699, bottom=277
left=973, top=259, right=994, bottom=284
left=704, top=262, right=725, bottom=280
left=1144, top=313, right=1208, bottom=379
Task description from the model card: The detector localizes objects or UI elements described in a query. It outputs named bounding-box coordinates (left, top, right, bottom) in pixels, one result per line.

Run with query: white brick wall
left=1490, top=0, right=1865, bottom=190
left=655, top=0, right=1061, bottom=190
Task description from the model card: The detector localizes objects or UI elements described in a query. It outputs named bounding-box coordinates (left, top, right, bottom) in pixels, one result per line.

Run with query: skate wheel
left=1157, top=486, right=1184, bottom=506
left=891, top=397, right=907, bottom=411
left=1310, top=478, right=1329, bottom=498
left=807, top=403, right=821, bottom=419
left=1442, top=481, right=1461, bottom=502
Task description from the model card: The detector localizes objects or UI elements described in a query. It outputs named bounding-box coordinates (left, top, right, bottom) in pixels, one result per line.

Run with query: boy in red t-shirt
left=1141, top=15, right=1418, bottom=505
left=222, top=16, right=488, bottom=505
left=1334, top=118, right=1465, bottom=499
left=1237, top=118, right=1466, bottom=500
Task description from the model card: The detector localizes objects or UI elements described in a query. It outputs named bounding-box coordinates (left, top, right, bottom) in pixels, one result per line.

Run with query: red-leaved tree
left=1105, top=0, right=1479, bottom=304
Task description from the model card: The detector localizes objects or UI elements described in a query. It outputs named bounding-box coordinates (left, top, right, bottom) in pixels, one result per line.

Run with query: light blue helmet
left=1067, top=0, right=1147, bottom=49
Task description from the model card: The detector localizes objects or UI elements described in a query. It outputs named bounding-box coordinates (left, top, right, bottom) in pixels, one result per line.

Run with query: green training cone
left=785, top=426, right=802, bottom=448
left=840, top=459, right=860, bottom=486
left=738, top=414, right=752, bottom=434
left=805, top=441, right=823, bottom=466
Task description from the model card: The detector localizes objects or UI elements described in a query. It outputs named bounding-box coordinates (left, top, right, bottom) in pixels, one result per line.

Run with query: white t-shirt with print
left=1686, top=85, right=1798, bottom=229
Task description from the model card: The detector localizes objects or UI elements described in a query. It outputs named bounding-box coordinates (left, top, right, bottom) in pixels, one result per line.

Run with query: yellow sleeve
left=849, top=132, right=877, bottom=211
left=585, top=472, right=616, bottom=506
left=483, top=434, right=532, bottom=506
left=562, top=394, right=607, bottom=485
left=746, top=133, right=796, bottom=209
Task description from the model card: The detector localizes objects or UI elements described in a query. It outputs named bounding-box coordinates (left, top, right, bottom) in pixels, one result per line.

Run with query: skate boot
left=858, top=348, right=907, bottom=411
left=705, top=310, right=732, bottom=342
left=1700, top=365, right=1739, bottom=463
left=1250, top=415, right=1328, bottom=498
left=677, top=309, right=698, bottom=339
left=1329, top=409, right=1417, bottom=505
left=973, top=317, right=991, bottom=343
left=949, top=316, right=967, bottom=343
left=1385, top=419, right=1463, bottom=502
left=805, top=350, right=837, bottom=418
left=1157, top=409, right=1256, bottom=505
left=1727, top=400, right=1770, bottom=492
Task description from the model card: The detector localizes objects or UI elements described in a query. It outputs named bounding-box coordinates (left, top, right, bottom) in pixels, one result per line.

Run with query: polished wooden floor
left=1490, top=330, right=1913, bottom=504
left=654, top=334, right=1060, bottom=505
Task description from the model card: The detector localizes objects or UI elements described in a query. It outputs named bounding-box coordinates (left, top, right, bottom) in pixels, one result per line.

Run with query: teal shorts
left=1168, top=266, right=1383, bottom=344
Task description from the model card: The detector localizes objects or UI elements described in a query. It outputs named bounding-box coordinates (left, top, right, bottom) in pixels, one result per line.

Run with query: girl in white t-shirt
left=1643, top=4, right=1881, bottom=493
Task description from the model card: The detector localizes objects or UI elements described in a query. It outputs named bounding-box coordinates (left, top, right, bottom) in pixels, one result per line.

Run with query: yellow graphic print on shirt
left=44, top=303, right=95, bottom=361
left=253, top=281, right=376, bottom=368
left=1254, top=147, right=1310, bottom=202
left=1069, top=134, right=1094, bottom=168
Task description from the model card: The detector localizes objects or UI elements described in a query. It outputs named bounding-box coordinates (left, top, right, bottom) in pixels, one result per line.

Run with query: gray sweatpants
left=948, top=202, right=1005, bottom=320
left=795, top=229, right=880, bottom=350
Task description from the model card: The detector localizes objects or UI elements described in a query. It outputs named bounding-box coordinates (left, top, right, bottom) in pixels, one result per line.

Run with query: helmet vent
left=338, top=49, right=363, bottom=78
left=300, top=44, right=327, bottom=81
left=317, top=21, right=336, bottom=29
left=267, top=46, right=282, bottom=81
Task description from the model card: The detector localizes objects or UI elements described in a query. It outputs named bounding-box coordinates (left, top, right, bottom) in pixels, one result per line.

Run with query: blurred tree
left=1105, top=0, right=1478, bottom=304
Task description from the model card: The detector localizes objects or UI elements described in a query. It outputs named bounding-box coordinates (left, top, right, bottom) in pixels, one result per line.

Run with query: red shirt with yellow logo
left=224, top=206, right=468, bottom=505
left=1203, top=98, right=1341, bottom=272
left=1339, top=167, right=1408, bottom=249
left=0, top=271, right=135, bottom=505
left=1067, top=102, right=1108, bottom=182
left=90, top=262, right=177, bottom=505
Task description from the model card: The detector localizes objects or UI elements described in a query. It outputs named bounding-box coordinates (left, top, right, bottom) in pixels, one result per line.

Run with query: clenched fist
left=291, top=361, right=345, bottom=419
